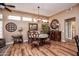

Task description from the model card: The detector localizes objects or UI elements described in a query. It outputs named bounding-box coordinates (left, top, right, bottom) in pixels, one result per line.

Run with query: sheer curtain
left=0, top=14, right=3, bottom=38
left=65, top=21, right=72, bottom=40
left=0, top=21, right=3, bottom=38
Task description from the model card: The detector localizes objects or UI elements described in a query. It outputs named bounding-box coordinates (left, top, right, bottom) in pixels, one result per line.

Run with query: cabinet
left=50, top=30, right=61, bottom=41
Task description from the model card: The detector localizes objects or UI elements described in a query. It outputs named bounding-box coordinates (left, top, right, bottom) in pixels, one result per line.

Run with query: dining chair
left=27, top=30, right=40, bottom=49
left=74, top=35, right=79, bottom=56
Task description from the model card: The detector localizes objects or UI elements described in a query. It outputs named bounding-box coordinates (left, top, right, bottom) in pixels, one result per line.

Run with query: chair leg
left=31, top=44, right=35, bottom=49
left=77, top=52, right=79, bottom=56
left=77, top=47, right=79, bottom=56
left=31, top=45, right=34, bottom=49
left=31, top=43, right=39, bottom=49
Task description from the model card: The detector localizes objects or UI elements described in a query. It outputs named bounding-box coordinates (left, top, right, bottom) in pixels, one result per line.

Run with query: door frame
left=64, top=17, right=76, bottom=41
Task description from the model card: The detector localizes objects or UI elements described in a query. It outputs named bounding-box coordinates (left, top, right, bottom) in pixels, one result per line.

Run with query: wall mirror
left=50, top=19, right=59, bottom=30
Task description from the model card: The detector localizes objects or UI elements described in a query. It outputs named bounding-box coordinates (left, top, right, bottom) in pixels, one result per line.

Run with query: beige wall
left=49, top=5, right=79, bottom=42
left=1, top=4, right=79, bottom=44
left=0, top=9, right=48, bottom=44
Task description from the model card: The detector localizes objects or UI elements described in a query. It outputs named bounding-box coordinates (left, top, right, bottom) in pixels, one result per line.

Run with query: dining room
left=0, top=3, right=79, bottom=56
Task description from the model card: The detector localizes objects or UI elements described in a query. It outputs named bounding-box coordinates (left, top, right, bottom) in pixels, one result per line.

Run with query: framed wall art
left=29, top=23, right=38, bottom=31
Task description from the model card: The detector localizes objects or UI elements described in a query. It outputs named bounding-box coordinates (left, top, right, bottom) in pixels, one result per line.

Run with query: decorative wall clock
left=50, top=19, right=59, bottom=29
left=5, top=22, right=17, bottom=32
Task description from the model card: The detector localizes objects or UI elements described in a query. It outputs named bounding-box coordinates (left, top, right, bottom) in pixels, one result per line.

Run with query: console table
left=12, top=35, right=23, bottom=44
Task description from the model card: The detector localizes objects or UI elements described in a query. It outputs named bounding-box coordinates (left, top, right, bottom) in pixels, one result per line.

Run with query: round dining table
left=38, top=34, right=48, bottom=46
left=39, top=34, right=48, bottom=38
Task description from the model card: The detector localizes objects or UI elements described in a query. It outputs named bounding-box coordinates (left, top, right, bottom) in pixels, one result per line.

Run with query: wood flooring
left=4, top=41, right=77, bottom=56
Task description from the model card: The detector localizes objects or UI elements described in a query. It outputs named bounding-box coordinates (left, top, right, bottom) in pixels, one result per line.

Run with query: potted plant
left=42, top=23, right=50, bottom=34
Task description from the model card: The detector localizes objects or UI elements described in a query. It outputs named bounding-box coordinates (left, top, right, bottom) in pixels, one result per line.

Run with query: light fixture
left=36, top=6, right=48, bottom=23
left=37, top=6, right=41, bottom=22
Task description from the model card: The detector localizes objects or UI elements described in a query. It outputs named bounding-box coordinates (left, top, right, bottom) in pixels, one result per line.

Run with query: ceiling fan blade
left=6, top=5, right=15, bottom=8
left=0, top=3, right=6, bottom=6
left=5, top=7, right=12, bottom=12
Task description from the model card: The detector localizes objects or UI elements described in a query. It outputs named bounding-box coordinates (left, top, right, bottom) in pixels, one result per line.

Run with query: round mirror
left=50, top=19, right=59, bottom=29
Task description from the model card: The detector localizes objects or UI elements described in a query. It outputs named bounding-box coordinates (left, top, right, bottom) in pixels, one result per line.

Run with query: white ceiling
left=7, top=3, right=77, bottom=17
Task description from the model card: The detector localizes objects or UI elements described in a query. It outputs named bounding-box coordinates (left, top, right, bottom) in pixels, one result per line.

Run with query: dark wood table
left=38, top=34, right=48, bottom=46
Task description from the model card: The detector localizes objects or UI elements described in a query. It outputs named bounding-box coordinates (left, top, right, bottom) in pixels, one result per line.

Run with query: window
left=33, top=18, right=37, bottom=22
left=37, top=19, right=41, bottom=22
left=0, top=21, right=3, bottom=38
left=0, top=14, right=3, bottom=19
left=0, top=14, right=3, bottom=38
left=8, top=15, right=21, bottom=21
left=42, top=19, right=48, bottom=23
left=22, top=17, right=32, bottom=22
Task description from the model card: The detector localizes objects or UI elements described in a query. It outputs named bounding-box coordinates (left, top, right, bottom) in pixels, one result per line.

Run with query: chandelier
left=36, top=6, right=48, bottom=23
left=37, top=6, right=41, bottom=22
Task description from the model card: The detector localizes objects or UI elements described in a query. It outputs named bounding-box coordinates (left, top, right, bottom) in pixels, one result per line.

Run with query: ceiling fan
left=0, top=3, right=15, bottom=12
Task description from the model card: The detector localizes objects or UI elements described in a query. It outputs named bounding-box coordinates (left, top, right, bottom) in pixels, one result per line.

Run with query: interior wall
left=49, top=5, right=79, bottom=42
left=0, top=9, right=48, bottom=44
left=1, top=4, right=79, bottom=44
left=4, top=20, right=43, bottom=44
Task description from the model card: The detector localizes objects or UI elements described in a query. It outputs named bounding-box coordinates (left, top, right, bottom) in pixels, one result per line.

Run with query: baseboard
left=6, top=40, right=28, bottom=45
left=61, top=40, right=66, bottom=42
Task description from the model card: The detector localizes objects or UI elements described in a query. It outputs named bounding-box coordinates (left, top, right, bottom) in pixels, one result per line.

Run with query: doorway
left=64, top=17, right=76, bottom=42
